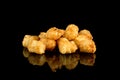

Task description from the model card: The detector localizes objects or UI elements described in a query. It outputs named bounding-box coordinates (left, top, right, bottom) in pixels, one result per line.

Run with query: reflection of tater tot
left=38, top=32, right=46, bottom=38
left=47, top=55, right=62, bottom=72
left=65, top=60, right=79, bottom=70
left=46, top=27, right=65, bottom=40
left=79, top=29, right=93, bottom=39
left=57, top=38, right=78, bottom=54
left=28, top=54, right=46, bottom=66
left=22, top=35, right=39, bottom=47
left=64, top=54, right=80, bottom=70
left=63, top=24, right=79, bottom=40
left=74, top=35, right=96, bottom=53
left=40, top=38, right=56, bottom=51
left=80, top=53, right=96, bottom=66
left=23, top=48, right=30, bottom=58
left=27, top=40, right=46, bottom=54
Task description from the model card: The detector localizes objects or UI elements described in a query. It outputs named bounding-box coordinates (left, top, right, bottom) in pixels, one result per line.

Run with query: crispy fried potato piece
left=40, top=38, right=56, bottom=51
left=79, top=29, right=93, bottom=39
left=74, top=35, right=96, bottom=53
left=74, top=35, right=88, bottom=45
left=22, top=35, right=39, bottom=47
left=38, top=32, right=46, bottom=38
left=63, top=24, right=79, bottom=40
left=27, top=40, right=46, bottom=54
left=46, top=27, right=65, bottom=40
left=70, top=41, right=78, bottom=53
left=57, top=38, right=78, bottom=54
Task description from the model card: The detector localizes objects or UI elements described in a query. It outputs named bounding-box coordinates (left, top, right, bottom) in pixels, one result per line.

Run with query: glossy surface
left=12, top=14, right=99, bottom=80
left=23, top=48, right=96, bottom=72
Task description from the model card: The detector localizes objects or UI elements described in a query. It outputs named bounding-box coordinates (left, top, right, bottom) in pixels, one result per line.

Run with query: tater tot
left=63, top=24, right=79, bottom=40
left=79, top=39, right=96, bottom=53
left=74, top=35, right=96, bottom=53
left=57, top=38, right=71, bottom=54
left=22, top=35, right=39, bottom=47
left=38, top=32, right=46, bottom=38
left=27, top=40, right=46, bottom=54
left=70, top=41, right=78, bottom=53
left=40, top=38, right=56, bottom=51
left=79, top=29, right=93, bottom=39
left=57, top=38, right=78, bottom=54
left=74, top=35, right=88, bottom=46
left=46, top=27, right=65, bottom=40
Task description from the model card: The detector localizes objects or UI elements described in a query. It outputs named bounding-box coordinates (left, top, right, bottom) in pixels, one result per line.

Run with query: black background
left=5, top=11, right=106, bottom=79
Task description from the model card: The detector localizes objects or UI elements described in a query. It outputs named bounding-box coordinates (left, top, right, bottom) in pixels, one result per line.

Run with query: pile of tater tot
left=22, top=24, right=96, bottom=54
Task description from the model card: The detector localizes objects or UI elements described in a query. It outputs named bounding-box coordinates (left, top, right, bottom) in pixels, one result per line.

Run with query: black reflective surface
left=12, top=14, right=100, bottom=80
left=23, top=48, right=96, bottom=72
